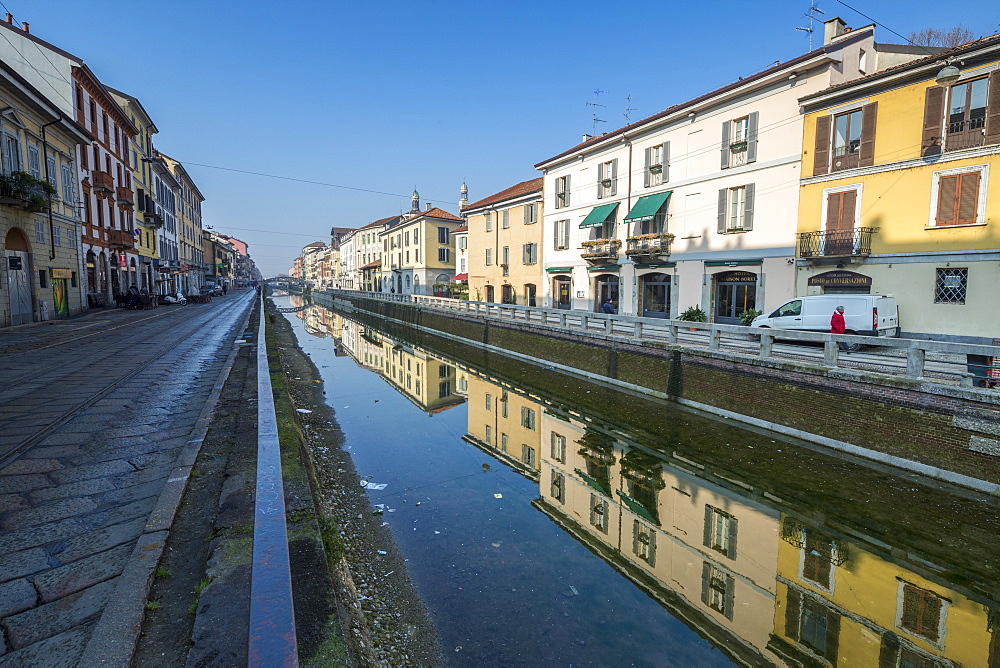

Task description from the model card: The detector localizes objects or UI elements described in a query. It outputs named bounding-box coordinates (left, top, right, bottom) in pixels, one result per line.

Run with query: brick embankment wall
left=320, top=293, right=1000, bottom=492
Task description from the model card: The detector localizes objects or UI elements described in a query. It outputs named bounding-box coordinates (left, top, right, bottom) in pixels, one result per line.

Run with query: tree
left=907, top=26, right=976, bottom=47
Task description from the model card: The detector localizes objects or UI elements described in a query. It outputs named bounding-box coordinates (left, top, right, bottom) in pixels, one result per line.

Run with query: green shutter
left=721, top=120, right=731, bottom=169
left=717, top=189, right=728, bottom=233
left=743, top=183, right=755, bottom=231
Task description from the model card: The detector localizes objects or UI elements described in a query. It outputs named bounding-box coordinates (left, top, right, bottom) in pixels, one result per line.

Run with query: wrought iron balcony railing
left=797, top=227, right=878, bottom=258
left=624, top=233, right=674, bottom=259
left=580, top=239, right=621, bottom=264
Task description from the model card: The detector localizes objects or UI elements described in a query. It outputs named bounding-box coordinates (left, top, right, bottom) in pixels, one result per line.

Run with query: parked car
left=203, top=282, right=224, bottom=296
left=751, top=294, right=899, bottom=350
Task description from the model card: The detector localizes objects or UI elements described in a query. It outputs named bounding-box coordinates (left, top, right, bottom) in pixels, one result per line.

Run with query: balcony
left=92, top=170, right=114, bottom=193
left=108, top=229, right=135, bottom=250
left=624, top=233, right=674, bottom=262
left=139, top=194, right=163, bottom=226
left=116, top=186, right=134, bottom=208
left=580, top=239, right=621, bottom=265
left=797, top=227, right=878, bottom=259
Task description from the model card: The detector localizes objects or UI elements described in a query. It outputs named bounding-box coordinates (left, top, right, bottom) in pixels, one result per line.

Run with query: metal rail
left=248, top=292, right=298, bottom=666
left=323, top=289, right=1000, bottom=388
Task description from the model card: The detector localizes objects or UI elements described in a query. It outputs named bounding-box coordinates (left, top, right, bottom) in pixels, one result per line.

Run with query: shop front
left=637, top=269, right=673, bottom=319
left=593, top=272, right=620, bottom=313
left=712, top=269, right=758, bottom=325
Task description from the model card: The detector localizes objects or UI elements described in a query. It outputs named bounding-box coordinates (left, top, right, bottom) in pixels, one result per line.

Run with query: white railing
left=319, top=288, right=1000, bottom=389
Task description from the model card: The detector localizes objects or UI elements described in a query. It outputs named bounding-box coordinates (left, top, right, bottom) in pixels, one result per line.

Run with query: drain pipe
left=41, top=117, right=61, bottom=261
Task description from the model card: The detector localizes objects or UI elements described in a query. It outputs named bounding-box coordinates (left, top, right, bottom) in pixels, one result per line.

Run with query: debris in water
left=434, top=531, right=441, bottom=535
left=296, top=409, right=312, bottom=414
left=482, top=463, right=490, bottom=472
left=377, top=550, right=387, bottom=555
left=494, top=493, right=503, bottom=499
left=415, top=502, right=421, bottom=506
left=362, top=481, right=387, bottom=490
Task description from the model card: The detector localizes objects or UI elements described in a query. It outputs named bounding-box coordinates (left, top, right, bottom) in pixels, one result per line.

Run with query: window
left=935, top=268, right=967, bottom=304
left=67, top=228, right=77, bottom=249
left=833, top=109, right=863, bottom=170
left=946, top=77, right=988, bottom=151
left=645, top=142, right=669, bottom=186
left=2, top=133, right=22, bottom=174
left=590, top=494, right=608, bottom=532
left=438, top=248, right=449, bottom=262
left=61, top=164, right=74, bottom=202
left=717, top=185, right=754, bottom=233
left=521, top=444, right=536, bottom=467
left=458, top=236, right=467, bottom=250
left=598, top=159, right=617, bottom=199
left=934, top=169, right=982, bottom=226
left=551, top=471, right=565, bottom=503
left=26, top=145, right=41, bottom=179
left=35, top=220, right=45, bottom=244
left=785, top=590, right=841, bottom=661
left=633, top=521, right=656, bottom=564
left=522, top=243, right=538, bottom=265
left=701, top=563, right=733, bottom=618
left=772, top=300, right=802, bottom=318
left=502, top=210, right=509, bottom=229
left=38, top=269, right=48, bottom=288
left=45, top=156, right=56, bottom=186
left=438, top=226, right=449, bottom=244
left=485, top=425, right=492, bottom=445
left=485, top=393, right=492, bottom=411
left=405, top=231, right=410, bottom=245
left=500, top=392, right=508, bottom=418
left=898, top=584, right=945, bottom=644
left=523, top=203, right=538, bottom=224
left=438, top=381, right=449, bottom=398
left=555, top=175, right=570, bottom=208
left=502, top=246, right=509, bottom=275
left=438, top=365, right=449, bottom=378
left=551, top=432, right=566, bottom=463
left=485, top=212, right=493, bottom=232
left=554, top=219, right=570, bottom=250
left=521, top=407, right=536, bottom=430
left=704, top=506, right=737, bottom=559
left=53, top=226, right=61, bottom=246
left=459, top=257, right=466, bottom=273
left=501, top=433, right=508, bottom=453
left=814, top=103, right=877, bottom=175
left=525, top=283, right=536, bottom=307
left=801, top=532, right=835, bottom=590
left=858, top=49, right=868, bottom=74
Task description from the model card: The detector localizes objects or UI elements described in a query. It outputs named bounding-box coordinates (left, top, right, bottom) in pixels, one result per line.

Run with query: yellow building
left=461, top=178, right=544, bottom=305
left=380, top=339, right=464, bottom=415
left=771, top=515, right=996, bottom=666
left=796, top=35, right=1000, bottom=343
left=379, top=191, right=464, bottom=296
left=463, top=374, right=543, bottom=476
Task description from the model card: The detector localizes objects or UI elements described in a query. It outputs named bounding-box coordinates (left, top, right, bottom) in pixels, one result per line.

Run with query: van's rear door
left=875, top=296, right=899, bottom=336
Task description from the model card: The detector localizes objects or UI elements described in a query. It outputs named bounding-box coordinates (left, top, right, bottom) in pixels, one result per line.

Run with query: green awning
left=616, top=490, right=657, bottom=524
left=575, top=468, right=611, bottom=497
left=579, top=203, right=619, bottom=228
left=545, top=267, right=573, bottom=273
left=623, top=191, right=671, bottom=223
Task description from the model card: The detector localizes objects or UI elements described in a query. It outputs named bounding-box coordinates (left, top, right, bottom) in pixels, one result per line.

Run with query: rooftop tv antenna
left=796, top=0, right=825, bottom=50
left=587, top=89, right=608, bottom=135
left=624, top=95, right=637, bottom=123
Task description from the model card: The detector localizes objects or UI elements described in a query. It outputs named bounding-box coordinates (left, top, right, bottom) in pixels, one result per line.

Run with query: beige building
left=380, top=339, right=465, bottom=415
left=463, top=374, right=543, bottom=476
left=379, top=191, right=463, bottom=296
left=461, top=178, right=543, bottom=305
left=0, top=60, right=92, bottom=325
left=159, top=154, right=205, bottom=294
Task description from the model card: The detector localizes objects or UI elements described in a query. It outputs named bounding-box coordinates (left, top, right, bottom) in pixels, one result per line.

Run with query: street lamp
left=935, top=64, right=961, bottom=86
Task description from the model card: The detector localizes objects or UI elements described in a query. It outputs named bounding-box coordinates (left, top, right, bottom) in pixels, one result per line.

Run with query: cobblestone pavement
left=0, top=292, right=256, bottom=665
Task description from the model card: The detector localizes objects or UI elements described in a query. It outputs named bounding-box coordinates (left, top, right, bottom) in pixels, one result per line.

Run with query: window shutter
left=662, top=142, right=670, bottom=182
left=597, top=163, right=604, bottom=199
left=522, top=244, right=528, bottom=264
left=922, top=86, right=946, bottom=156
left=726, top=516, right=738, bottom=560
left=523, top=205, right=529, bottom=224
left=700, top=562, right=712, bottom=605
left=723, top=574, right=735, bottom=621
left=746, top=111, right=759, bottom=163
left=785, top=589, right=802, bottom=641
left=813, top=115, right=832, bottom=175
left=717, top=189, right=728, bottom=234
left=743, top=184, right=755, bottom=232
left=610, top=159, right=618, bottom=196
left=824, top=612, right=841, bottom=663
left=703, top=505, right=714, bottom=546
left=827, top=191, right=844, bottom=231
left=957, top=172, right=981, bottom=223
left=565, top=175, right=570, bottom=207
left=646, top=528, right=656, bottom=568
left=877, top=633, right=900, bottom=668
left=721, top=120, right=731, bottom=169
left=859, top=102, right=878, bottom=167
left=632, top=520, right=640, bottom=556
left=936, top=175, right=959, bottom=225
left=985, top=70, right=1000, bottom=145
left=643, top=146, right=651, bottom=187
left=562, top=220, right=570, bottom=249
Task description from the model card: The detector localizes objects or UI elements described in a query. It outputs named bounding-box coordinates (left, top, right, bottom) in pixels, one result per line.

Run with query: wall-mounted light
left=935, top=64, right=961, bottom=86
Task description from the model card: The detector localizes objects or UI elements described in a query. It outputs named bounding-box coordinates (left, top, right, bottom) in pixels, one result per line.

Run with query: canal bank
left=317, top=291, right=1000, bottom=494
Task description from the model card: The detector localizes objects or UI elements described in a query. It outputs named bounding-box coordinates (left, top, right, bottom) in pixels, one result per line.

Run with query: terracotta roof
left=364, top=215, right=400, bottom=229
left=303, top=241, right=325, bottom=248
left=361, top=259, right=382, bottom=269
left=452, top=225, right=468, bottom=233
left=419, top=207, right=463, bottom=221
left=463, top=178, right=543, bottom=211
left=534, top=30, right=874, bottom=168
left=802, top=32, right=1000, bottom=101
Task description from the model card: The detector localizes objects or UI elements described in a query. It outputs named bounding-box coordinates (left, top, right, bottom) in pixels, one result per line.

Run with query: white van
left=751, top=295, right=900, bottom=340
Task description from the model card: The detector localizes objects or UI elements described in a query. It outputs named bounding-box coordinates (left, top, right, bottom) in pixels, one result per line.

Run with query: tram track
left=0, top=294, right=254, bottom=468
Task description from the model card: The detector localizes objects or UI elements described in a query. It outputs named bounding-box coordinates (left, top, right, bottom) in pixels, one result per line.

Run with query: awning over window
left=623, top=191, right=671, bottom=223
left=579, top=203, right=619, bottom=228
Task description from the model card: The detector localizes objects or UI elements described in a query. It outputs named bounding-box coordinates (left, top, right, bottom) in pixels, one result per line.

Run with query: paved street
left=0, top=292, right=255, bottom=665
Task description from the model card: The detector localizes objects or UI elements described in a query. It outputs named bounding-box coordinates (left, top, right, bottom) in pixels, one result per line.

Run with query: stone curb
left=77, top=295, right=256, bottom=666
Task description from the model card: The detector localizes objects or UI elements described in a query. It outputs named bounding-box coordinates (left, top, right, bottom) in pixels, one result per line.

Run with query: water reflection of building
left=463, top=374, right=542, bottom=479
left=380, top=340, right=464, bottom=415
left=771, top=515, right=996, bottom=667
left=536, top=410, right=783, bottom=665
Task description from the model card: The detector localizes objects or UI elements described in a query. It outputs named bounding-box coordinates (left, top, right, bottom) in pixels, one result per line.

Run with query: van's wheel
left=842, top=332, right=861, bottom=353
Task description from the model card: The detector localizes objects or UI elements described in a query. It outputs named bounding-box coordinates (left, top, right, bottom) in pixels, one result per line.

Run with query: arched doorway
left=86, top=250, right=97, bottom=293
left=4, top=228, right=33, bottom=325
left=594, top=274, right=619, bottom=312
left=713, top=270, right=757, bottom=324
left=639, top=272, right=671, bottom=318
left=552, top=275, right=571, bottom=309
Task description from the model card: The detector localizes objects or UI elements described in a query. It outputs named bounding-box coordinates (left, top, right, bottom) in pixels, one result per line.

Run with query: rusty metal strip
left=249, top=294, right=299, bottom=666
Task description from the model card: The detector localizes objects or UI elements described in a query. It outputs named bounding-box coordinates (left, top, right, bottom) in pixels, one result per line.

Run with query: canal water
left=276, top=295, right=1000, bottom=667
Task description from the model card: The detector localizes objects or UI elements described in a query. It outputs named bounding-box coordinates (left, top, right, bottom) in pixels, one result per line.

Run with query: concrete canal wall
left=314, top=292, right=1000, bottom=494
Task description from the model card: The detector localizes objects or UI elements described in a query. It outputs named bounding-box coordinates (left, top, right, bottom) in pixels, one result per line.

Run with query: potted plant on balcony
left=648, top=164, right=662, bottom=174
left=729, top=140, right=748, bottom=152
left=600, top=179, right=613, bottom=188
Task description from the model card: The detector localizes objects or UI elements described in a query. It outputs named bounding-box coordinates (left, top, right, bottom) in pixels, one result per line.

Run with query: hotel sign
left=808, top=270, right=872, bottom=287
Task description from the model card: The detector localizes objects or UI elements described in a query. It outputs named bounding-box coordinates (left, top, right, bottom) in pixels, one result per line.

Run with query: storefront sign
left=51, top=268, right=73, bottom=279
left=808, top=270, right=872, bottom=287
left=715, top=270, right=758, bottom=283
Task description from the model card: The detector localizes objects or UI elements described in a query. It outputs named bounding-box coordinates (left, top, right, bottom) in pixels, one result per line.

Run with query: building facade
left=379, top=192, right=463, bottom=296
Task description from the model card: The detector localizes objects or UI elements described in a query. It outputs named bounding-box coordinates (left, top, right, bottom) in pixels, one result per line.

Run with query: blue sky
left=14, top=0, right=999, bottom=275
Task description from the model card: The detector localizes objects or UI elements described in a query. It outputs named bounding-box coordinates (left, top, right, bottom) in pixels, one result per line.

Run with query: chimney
left=582, top=133, right=593, bottom=143
left=5, top=14, right=12, bottom=23
left=21, top=21, right=28, bottom=33
left=823, top=17, right=846, bottom=45
left=425, top=203, right=432, bottom=211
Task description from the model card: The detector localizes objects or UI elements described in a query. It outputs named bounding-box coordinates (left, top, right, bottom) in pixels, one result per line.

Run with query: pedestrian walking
left=601, top=298, right=616, bottom=314
left=222, top=283, right=228, bottom=296
left=830, top=305, right=849, bottom=351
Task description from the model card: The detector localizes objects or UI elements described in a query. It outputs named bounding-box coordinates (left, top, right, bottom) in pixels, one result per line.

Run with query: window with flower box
left=644, top=142, right=669, bottom=187
left=597, top=159, right=617, bottom=199
left=721, top=112, right=758, bottom=169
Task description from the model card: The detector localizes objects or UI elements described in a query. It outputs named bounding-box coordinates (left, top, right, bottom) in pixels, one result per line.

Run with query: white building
left=535, top=19, right=924, bottom=322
